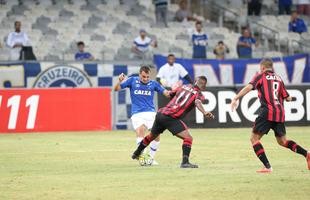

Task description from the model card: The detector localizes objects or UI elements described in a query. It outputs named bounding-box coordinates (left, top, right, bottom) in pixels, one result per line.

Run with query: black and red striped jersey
left=159, top=84, right=205, bottom=119
left=250, top=70, right=289, bottom=122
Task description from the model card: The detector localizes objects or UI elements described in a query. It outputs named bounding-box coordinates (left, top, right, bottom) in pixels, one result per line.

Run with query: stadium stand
left=0, top=0, right=309, bottom=61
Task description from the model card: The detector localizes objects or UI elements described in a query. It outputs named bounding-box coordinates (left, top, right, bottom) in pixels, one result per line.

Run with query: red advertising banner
left=0, top=88, right=111, bottom=133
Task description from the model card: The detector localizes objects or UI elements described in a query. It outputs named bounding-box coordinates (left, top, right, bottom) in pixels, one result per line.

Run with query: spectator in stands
left=278, top=0, right=292, bottom=15
left=7, top=21, right=30, bottom=60
left=131, top=29, right=157, bottom=59
left=296, top=0, right=310, bottom=16
left=154, top=0, right=168, bottom=27
left=213, top=41, right=230, bottom=60
left=175, top=0, right=197, bottom=22
left=156, top=54, right=193, bottom=89
left=288, top=11, right=308, bottom=34
left=192, top=21, right=208, bottom=59
left=237, top=28, right=258, bottom=59
left=75, top=41, right=94, bottom=61
left=247, top=0, right=262, bottom=16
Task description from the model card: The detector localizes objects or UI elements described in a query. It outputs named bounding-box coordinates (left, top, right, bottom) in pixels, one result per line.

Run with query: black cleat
left=180, top=162, right=199, bottom=168
left=131, top=153, right=138, bottom=160
left=131, top=151, right=141, bottom=160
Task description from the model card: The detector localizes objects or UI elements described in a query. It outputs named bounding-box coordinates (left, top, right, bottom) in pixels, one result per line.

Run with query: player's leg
left=135, top=125, right=146, bottom=146
left=166, top=119, right=197, bottom=168
left=147, top=113, right=160, bottom=161
left=273, top=123, right=310, bottom=170
left=251, top=117, right=272, bottom=172
left=132, top=132, right=158, bottom=160
left=132, top=113, right=155, bottom=150
left=132, top=113, right=166, bottom=160
left=175, top=130, right=198, bottom=168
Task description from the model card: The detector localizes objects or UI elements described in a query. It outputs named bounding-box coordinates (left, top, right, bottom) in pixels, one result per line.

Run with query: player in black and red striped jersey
left=132, top=76, right=214, bottom=168
left=231, top=58, right=310, bottom=173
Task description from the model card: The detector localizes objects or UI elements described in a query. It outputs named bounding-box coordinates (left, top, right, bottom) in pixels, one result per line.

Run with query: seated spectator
left=131, top=29, right=157, bottom=59
left=288, top=11, right=308, bottom=34
left=156, top=54, right=193, bottom=89
left=192, top=21, right=208, bottom=59
left=247, top=0, right=262, bottom=16
left=278, top=0, right=292, bottom=15
left=296, top=0, right=310, bottom=16
left=213, top=41, right=230, bottom=60
left=154, top=0, right=168, bottom=27
left=75, top=41, right=94, bottom=61
left=237, top=28, right=258, bottom=59
left=175, top=0, right=197, bottom=22
left=6, top=21, right=30, bottom=60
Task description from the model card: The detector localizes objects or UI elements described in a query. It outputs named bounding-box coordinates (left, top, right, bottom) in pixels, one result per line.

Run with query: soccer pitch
left=0, top=127, right=309, bottom=200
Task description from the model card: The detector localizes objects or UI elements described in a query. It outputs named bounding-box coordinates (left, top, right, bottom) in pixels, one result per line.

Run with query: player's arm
left=7, top=33, right=14, bottom=48
left=231, top=84, right=253, bottom=111
left=285, top=96, right=292, bottom=102
left=179, top=65, right=193, bottom=84
left=156, top=68, right=167, bottom=87
left=113, top=73, right=127, bottom=91
left=237, top=40, right=249, bottom=47
left=281, top=82, right=291, bottom=102
left=156, top=81, right=174, bottom=98
left=163, top=90, right=172, bottom=98
left=195, top=99, right=214, bottom=119
left=183, top=74, right=193, bottom=84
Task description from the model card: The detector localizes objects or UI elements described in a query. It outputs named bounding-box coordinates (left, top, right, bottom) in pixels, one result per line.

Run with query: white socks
left=149, top=141, right=160, bottom=159
left=136, top=137, right=143, bottom=145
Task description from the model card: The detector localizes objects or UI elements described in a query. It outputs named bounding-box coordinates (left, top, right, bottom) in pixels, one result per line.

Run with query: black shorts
left=252, top=117, right=286, bottom=137
left=151, top=113, right=188, bottom=136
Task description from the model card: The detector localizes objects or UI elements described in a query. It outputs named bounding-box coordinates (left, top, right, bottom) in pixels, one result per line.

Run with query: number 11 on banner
left=0, top=95, right=39, bottom=129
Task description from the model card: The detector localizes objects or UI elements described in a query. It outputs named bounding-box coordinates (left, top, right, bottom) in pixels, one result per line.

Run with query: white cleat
left=151, top=160, right=159, bottom=166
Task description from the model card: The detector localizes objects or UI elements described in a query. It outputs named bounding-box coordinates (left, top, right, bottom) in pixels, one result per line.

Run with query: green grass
left=0, top=127, right=310, bottom=200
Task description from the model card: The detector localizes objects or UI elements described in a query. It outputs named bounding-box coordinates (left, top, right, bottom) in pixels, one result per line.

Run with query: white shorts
left=131, top=112, right=156, bottom=130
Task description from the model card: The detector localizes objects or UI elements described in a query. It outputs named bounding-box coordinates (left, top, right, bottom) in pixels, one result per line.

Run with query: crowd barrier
left=0, top=55, right=309, bottom=132
left=154, top=53, right=310, bottom=85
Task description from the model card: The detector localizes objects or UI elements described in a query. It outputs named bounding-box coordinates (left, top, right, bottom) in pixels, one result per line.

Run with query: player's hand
left=231, top=98, right=239, bottom=112
left=118, top=73, right=126, bottom=82
left=286, top=96, right=292, bottom=102
left=204, top=112, right=214, bottom=119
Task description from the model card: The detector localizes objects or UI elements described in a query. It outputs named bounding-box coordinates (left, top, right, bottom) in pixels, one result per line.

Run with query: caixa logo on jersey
left=33, top=65, right=92, bottom=88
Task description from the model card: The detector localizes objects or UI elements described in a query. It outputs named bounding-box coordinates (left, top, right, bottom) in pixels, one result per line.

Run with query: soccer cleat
left=180, top=162, right=199, bottom=168
left=131, top=151, right=141, bottom=160
left=151, top=160, right=159, bottom=166
left=256, top=167, right=273, bottom=173
left=306, top=152, right=310, bottom=170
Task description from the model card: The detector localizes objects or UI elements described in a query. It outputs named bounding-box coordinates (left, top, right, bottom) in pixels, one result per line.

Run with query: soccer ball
left=138, top=154, right=153, bottom=166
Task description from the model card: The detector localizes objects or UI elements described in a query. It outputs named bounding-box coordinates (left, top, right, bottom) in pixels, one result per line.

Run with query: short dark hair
left=198, top=76, right=207, bottom=83
left=168, top=54, right=175, bottom=58
left=218, top=41, right=224, bottom=45
left=14, top=21, right=21, bottom=26
left=292, top=10, right=298, bottom=14
left=139, top=65, right=151, bottom=74
left=195, top=21, right=202, bottom=26
left=260, top=58, right=273, bottom=69
left=77, top=41, right=85, bottom=46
